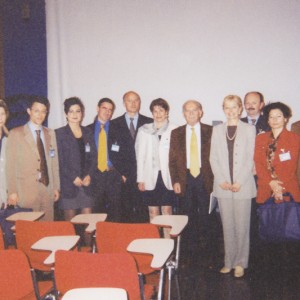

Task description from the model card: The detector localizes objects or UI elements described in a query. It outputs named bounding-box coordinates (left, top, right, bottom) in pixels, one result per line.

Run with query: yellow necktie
left=98, top=124, right=107, bottom=172
left=190, top=127, right=200, bottom=177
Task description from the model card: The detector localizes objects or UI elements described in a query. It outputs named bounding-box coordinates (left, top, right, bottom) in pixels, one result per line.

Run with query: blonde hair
left=223, top=95, right=243, bottom=114
left=0, top=99, right=9, bottom=136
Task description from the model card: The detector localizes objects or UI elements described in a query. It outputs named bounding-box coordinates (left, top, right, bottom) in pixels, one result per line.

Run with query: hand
left=219, top=182, right=232, bottom=191
left=138, top=182, right=145, bottom=192
left=82, top=175, right=91, bottom=187
left=173, top=183, right=181, bottom=194
left=54, top=190, right=60, bottom=201
left=252, top=165, right=257, bottom=176
left=73, top=177, right=83, bottom=187
left=122, top=176, right=127, bottom=183
left=231, top=182, right=241, bottom=193
left=269, top=180, right=284, bottom=195
left=7, top=193, right=19, bottom=206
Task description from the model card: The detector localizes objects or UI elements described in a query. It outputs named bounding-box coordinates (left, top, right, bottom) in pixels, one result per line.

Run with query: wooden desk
left=150, top=215, right=188, bottom=237
left=31, top=235, right=80, bottom=264
left=62, top=287, right=128, bottom=300
left=6, top=211, right=45, bottom=222
left=71, top=213, right=107, bottom=233
left=151, top=215, right=188, bottom=300
left=127, top=238, right=174, bottom=269
left=6, top=211, right=45, bottom=230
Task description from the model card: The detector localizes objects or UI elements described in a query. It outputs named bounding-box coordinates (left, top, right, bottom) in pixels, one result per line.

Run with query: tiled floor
left=168, top=219, right=300, bottom=300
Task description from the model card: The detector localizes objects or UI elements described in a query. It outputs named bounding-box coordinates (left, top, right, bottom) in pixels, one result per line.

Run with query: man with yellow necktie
left=88, top=98, right=122, bottom=222
left=169, top=100, right=215, bottom=262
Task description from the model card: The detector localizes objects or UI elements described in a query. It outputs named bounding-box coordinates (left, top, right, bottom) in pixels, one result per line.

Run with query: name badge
left=49, top=148, right=55, bottom=158
left=279, top=151, right=291, bottom=162
left=85, top=143, right=91, bottom=153
left=111, top=144, right=120, bottom=152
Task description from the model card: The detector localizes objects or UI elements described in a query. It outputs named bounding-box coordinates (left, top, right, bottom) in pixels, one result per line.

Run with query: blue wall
left=2, top=0, right=47, bottom=97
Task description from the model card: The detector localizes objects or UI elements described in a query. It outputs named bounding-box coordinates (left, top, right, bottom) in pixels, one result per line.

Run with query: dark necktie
left=36, top=130, right=49, bottom=186
left=251, top=119, right=256, bottom=125
left=129, top=118, right=135, bottom=139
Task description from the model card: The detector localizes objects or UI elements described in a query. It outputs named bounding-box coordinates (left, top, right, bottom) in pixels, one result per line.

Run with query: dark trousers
left=92, top=169, right=122, bottom=222
left=120, top=180, right=148, bottom=223
left=180, top=171, right=217, bottom=257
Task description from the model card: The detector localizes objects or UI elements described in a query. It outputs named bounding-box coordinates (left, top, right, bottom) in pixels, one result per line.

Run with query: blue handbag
left=257, top=193, right=300, bottom=242
left=0, top=206, right=33, bottom=246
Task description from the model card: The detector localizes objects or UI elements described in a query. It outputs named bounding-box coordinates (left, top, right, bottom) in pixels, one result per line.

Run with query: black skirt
left=142, top=172, right=177, bottom=206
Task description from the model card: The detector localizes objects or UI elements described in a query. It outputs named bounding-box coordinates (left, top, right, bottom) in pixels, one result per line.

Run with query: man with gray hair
left=169, top=100, right=215, bottom=259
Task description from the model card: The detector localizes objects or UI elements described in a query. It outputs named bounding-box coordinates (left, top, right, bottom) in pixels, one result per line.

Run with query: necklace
left=226, top=126, right=237, bottom=141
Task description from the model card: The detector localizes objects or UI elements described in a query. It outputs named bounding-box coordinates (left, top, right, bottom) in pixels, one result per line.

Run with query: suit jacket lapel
left=122, top=114, right=134, bottom=140
left=180, top=125, right=187, bottom=166
left=24, top=124, right=39, bottom=158
left=43, top=127, right=51, bottom=153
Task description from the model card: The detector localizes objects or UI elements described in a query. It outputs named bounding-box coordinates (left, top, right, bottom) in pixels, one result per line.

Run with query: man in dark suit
left=169, top=100, right=215, bottom=256
left=241, top=91, right=270, bottom=134
left=109, top=91, right=152, bottom=222
left=88, top=98, right=122, bottom=222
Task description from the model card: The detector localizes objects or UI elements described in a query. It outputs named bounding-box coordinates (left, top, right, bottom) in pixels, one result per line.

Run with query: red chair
left=0, top=249, right=53, bottom=300
left=95, top=222, right=161, bottom=299
left=54, top=250, right=140, bottom=300
left=15, top=220, right=76, bottom=271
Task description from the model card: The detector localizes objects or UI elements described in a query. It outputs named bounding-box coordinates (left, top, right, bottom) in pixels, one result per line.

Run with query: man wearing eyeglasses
left=6, top=97, right=60, bottom=221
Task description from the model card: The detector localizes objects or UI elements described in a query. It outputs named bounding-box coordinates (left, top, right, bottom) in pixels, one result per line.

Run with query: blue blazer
left=55, top=125, right=97, bottom=198
left=241, top=115, right=270, bottom=134
left=108, top=114, right=152, bottom=183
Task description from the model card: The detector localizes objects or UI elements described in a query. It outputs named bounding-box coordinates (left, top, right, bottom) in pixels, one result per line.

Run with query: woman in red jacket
left=255, top=102, right=300, bottom=203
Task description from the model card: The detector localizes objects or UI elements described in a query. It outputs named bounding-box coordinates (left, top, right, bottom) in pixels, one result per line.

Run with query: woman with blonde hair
left=0, top=99, right=9, bottom=209
left=210, top=95, right=256, bottom=277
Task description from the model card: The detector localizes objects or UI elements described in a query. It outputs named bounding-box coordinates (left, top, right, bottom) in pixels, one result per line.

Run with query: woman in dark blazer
left=56, top=97, right=97, bottom=222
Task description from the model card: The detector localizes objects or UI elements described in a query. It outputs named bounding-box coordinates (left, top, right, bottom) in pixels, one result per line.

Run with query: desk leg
left=157, top=268, right=165, bottom=300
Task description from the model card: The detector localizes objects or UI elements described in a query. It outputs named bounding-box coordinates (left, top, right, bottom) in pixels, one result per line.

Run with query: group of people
left=0, top=91, right=300, bottom=278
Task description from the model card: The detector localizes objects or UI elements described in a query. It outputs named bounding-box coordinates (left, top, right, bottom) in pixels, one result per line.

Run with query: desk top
left=6, top=211, right=45, bottom=222
left=151, top=215, right=188, bottom=236
left=71, top=213, right=107, bottom=233
left=31, top=235, right=80, bottom=264
left=62, top=287, right=128, bottom=300
left=127, top=238, right=174, bottom=269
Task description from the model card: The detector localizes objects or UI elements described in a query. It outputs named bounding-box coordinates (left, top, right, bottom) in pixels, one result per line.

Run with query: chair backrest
left=0, top=249, right=37, bottom=299
left=0, top=226, right=5, bottom=250
left=54, top=250, right=140, bottom=300
left=96, top=222, right=160, bottom=274
left=15, top=220, right=76, bottom=271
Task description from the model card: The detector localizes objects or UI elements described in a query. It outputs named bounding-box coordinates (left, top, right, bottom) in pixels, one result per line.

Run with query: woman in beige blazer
left=0, top=100, right=9, bottom=208
left=210, top=95, right=256, bottom=277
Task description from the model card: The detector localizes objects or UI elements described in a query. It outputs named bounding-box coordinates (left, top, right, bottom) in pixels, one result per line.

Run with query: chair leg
left=138, top=273, right=146, bottom=300
left=174, top=272, right=181, bottom=300
left=157, top=268, right=165, bottom=300
left=30, top=269, right=41, bottom=300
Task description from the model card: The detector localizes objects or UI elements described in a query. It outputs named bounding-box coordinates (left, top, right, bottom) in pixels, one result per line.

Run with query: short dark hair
left=244, top=91, right=264, bottom=103
left=64, top=97, right=85, bottom=114
left=149, top=98, right=170, bottom=113
left=263, top=102, right=292, bottom=119
left=97, top=98, right=115, bottom=112
left=29, top=96, right=50, bottom=111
